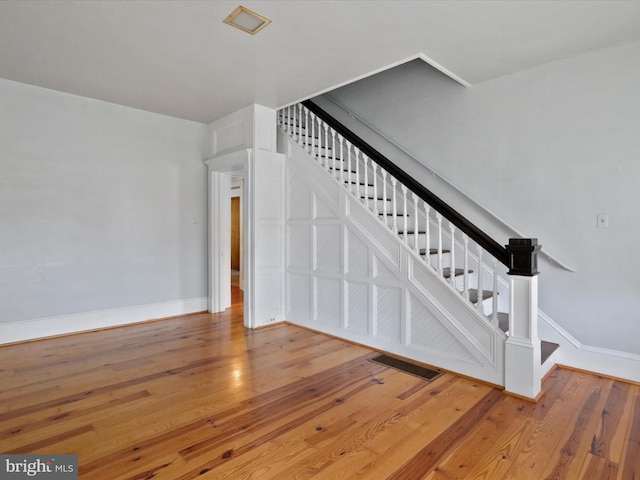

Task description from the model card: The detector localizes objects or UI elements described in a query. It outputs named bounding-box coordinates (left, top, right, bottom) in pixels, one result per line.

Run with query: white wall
left=321, top=38, right=640, bottom=355
left=0, top=79, right=208, bottom=332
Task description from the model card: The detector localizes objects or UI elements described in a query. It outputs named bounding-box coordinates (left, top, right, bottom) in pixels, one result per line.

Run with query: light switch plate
left=596, top=213, right=609, bottom=229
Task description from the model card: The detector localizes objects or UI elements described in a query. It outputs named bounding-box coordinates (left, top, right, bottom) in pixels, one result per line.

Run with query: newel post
left=505, top=238, right=542, bottom=400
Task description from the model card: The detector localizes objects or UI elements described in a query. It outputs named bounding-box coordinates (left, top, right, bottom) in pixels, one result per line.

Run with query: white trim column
left=204, top=104, right=284, bottom=329
left=504, top=238, right=542, bottom=400
left=207, top=170, right=232, bottom=312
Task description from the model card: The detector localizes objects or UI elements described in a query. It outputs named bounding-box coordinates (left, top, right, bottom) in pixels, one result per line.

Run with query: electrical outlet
left=268, top=317, right=276, bottom=323
left=596, top=213, right=609, bottom=229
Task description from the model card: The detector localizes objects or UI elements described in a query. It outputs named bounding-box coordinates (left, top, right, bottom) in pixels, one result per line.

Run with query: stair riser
left=370, top=199, right=392, bottom=211
left=380, top=216, right=422, bottom=232
left=390, top=232, right=429, bottom=249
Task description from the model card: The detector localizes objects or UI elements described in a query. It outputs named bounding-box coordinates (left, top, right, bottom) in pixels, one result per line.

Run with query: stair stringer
left=284, top=136, right=506, bottom=386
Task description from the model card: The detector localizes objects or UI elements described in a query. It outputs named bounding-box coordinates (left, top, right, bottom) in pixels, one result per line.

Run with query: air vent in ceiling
left=223, top=5, right=271, bottom=35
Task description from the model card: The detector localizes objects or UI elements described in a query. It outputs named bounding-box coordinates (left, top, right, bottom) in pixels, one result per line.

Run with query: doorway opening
left=230, top=177, right=243, bottom=311
left=206, top=152, right=254, bottom=328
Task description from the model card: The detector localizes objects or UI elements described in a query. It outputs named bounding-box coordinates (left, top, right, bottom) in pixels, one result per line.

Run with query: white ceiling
left=1, top=0, right=640, bottom=123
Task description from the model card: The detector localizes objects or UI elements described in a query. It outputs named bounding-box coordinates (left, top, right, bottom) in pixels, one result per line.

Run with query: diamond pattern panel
left=374, top=254, right=400, bottom=283
left=347, top=229, right=369, bottom=277
left=314, top=193, right=338, bottom=220
left=375, top=286, right=401, bottom=342
left=288, top=172, right=311, bottom=220
left=409, top=293, right=477, bottom=363
left=288, top=273, right=310, bottom=322
left=316, top=277, right=341, bottom=327
left=315, top=224, right=341, bottom=274
left=287, top=225, right=311, bottom=269
left=347, top=281, right=369, bottom=335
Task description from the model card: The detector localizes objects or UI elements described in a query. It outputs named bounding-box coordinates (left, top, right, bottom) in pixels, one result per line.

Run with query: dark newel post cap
left=506, top=238, right=541, bottom=276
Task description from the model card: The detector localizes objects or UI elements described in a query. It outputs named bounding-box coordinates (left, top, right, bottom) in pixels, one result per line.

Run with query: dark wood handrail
left=301, top=99, right=510, bottom=266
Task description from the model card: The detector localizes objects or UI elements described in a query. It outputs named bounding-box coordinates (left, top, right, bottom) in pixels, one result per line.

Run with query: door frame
left=205, top=149, right=254, bottom=328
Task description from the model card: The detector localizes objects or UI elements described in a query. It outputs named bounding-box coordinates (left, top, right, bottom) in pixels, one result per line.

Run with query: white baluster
left=477, top=245, right=484, bottom=314
left=449, top=223, right=456, bottom=286
left=401, top=185, right=408, bottom=244
left=436, top=213, right=443, bottom=276
left=382, top=169, right=388, bottom=223
left=317, top=118, right=322, bottom=163
left=412, top=193, right=419, bottom=254
left=491, top=258, right=499, bottom=326
left=293, top=104, right=299, bottom=143
left=425, top=202, right=431, bottom=267
left=372, top=161, right=378, bottom=214
left=363, top=155, right=369, bottom=205
left=324, top=124, right=329, bottom=170
left=354, top=147, right=361, bottom=198
left=346, top=141, right=353, bottom=194
left=319, top=120, right=324, bottom=165
left=338, top=135, right=344, bottom=184
left=391, top=177, right=398, bottom=235
left=463, top=234, right=470, bottom=300
left=331, top=130, right=336, bottom=178
left=304, top=108, right=310, bottom=152
left=310, top=113, right=316, bottom=158
left=297, top=104, right=303, bottom=144
left=321, top=124, right=328, bottom=170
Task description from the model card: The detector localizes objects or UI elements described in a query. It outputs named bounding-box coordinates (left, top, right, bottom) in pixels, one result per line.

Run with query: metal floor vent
left=370, top=354, right=443, bottom=381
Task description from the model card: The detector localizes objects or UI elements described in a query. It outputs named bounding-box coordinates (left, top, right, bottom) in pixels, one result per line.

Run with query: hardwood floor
left=1, top=288, right=638, bottom=479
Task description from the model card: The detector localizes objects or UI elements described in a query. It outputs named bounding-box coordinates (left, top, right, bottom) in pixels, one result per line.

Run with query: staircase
left=278, top=100, right=558, bottom=396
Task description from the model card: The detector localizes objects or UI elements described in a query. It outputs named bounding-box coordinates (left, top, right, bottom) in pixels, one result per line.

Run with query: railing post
left=504, top=238, right=542, bottom=400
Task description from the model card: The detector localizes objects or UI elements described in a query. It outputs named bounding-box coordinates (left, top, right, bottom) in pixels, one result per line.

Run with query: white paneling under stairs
left=284, top=134, right=506, bottom=386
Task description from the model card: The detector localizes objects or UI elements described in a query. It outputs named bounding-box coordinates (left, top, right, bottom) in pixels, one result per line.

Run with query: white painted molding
left=0, top=297, right=208, bottom=345
left=537, top=310, right=581, bottom=349
left=205, top=148, right=253, bottom=324
left=538, top=310, right=640, bottom=383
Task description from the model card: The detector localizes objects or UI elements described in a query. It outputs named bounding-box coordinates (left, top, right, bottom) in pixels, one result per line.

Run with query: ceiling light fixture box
left=223, top=5, right=271, bottom=35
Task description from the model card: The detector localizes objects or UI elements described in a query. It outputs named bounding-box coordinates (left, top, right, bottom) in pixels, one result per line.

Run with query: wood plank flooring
left=1, top=288, right=638, bottom=479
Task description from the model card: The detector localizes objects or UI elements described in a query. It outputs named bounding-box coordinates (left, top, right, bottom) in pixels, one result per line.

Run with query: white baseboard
left=0, top=297, right=208, bottom=345
left=539, top=310, right=640, bottom=383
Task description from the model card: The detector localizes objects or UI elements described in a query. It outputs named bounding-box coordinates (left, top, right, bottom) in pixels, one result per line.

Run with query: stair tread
left=496, top=312, right=509, bottom=332
left=380, top=212, right=411, bottom=217
left=329, top=166, right=356, bottom=173
left=420, top=248, right=451, bottom=255
left=442, top=268, right=473, bottom=278
left=493, top=312, right=559, bottom=365
left=362, top=196, right=391, bottom=201
left=541, top=340, right=560, bottom=365
left=467, top=289, right=494, bottom=303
